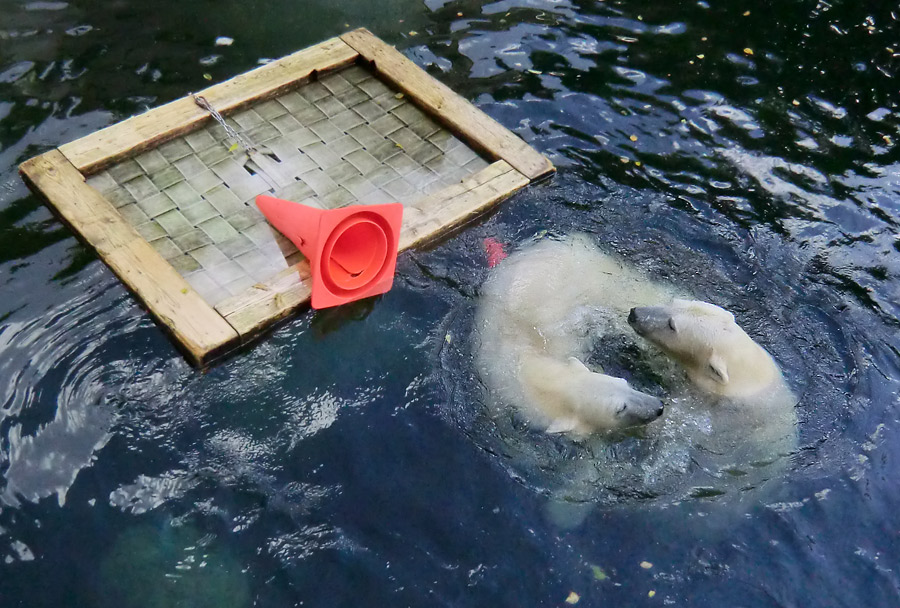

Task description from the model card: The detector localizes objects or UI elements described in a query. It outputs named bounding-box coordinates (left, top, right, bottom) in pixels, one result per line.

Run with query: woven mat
left=85, top=65, right=490, bottom=307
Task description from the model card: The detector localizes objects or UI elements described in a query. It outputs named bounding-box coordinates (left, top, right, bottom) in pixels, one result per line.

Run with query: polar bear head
left=572, top=363, right=666, bottom=430
left=521, top=356, right=665, bottom=433
left=627, top=299, right=779, bottom=398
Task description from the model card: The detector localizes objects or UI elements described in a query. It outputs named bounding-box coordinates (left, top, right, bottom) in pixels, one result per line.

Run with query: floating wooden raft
left=19, top=29, right=554, bottom=366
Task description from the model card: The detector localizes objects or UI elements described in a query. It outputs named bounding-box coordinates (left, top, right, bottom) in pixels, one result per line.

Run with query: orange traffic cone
left=255, top=195, right=404, bottom=309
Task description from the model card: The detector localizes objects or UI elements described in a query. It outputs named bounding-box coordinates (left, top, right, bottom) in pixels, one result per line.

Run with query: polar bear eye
left=668, top=318, right=677, bottom=332
left=616, top=404, right=627, bottom=415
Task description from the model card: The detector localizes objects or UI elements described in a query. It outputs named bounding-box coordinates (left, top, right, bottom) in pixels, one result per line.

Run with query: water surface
left=1, top=0, right=899, bottom=606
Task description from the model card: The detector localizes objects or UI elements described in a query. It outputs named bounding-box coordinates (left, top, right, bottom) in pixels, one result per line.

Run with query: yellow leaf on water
left=744, top=48, right=754, bottom=55
left=640, top=561, right=653, bottom=569
left=565, top=591, right=580, bottom=604
left=743, top=10, right=750, bottom=16
left=202, top=73, right=212, bottom=80
left=629, top=135, right=638, bottom=141
left=619, top=157, right=630, bottom=164
left=409, top=31, right=418, bottom=36
left=228, top=142, right=239, bottom=152
left=649, top=590, right=656, bottom=598
left=395, top=92, right=405, bottom=100
left=635, top=161, right=642, bottom=167
left=792, top=99, right=800, bottom=106
left=590, top=565, right=608, bottom=581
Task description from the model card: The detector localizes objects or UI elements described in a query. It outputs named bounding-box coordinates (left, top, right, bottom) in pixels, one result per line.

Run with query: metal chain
left=191, top=94, right=256, bottom=153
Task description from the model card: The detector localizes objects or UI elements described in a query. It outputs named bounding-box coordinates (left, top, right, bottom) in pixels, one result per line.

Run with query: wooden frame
left=20, top=29, right=554, bottom=366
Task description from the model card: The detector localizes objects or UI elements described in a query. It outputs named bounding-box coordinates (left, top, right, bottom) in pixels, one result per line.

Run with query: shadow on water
left=1, top=0, right=900, bottom=606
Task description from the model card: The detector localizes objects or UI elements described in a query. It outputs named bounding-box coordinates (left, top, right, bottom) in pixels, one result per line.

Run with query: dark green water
left=1, top=0, right=899, bottom=606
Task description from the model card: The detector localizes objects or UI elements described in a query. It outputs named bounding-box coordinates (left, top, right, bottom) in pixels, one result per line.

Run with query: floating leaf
left=394, top=92, right=405, bottom=99
left=565, top=592, right=580, bottom=604
left=619, top=157, right=630, bottom=164
left=697, top=54, right=705, bottom=59
left=649, top=590, right=656, bottom=598
left=228, top=142, right=239, bottom=152
left=640, top=561, right=653, bottom=569
left=629, top=134, right=638, bottom=141
left=203, top=73, right=213, bottom=80
left=743, top=47, right=754, bottom=55
left=590, top=565, right=608, bottom=581
left=445, top=333, right=452, bottom=343
left=527, top=69, right=542, bottom=75
left=743, top=10, right=750, bottom=16
left=409, top=30, right=418, bottom=36
left=181, top=287, right=188, bottom=294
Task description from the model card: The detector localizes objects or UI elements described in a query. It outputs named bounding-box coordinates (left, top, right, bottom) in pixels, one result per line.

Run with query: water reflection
left=1, top=0, right=900, bottom=604
left=0, top=284, right=134, bottom=507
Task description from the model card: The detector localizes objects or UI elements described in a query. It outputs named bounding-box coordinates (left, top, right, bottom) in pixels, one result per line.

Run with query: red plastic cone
left=256, top=195, right=403, bottom=309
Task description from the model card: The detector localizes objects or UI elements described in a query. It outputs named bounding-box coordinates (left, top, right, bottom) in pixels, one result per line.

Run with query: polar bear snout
left=627, top=306, right=668, bottom=337
left=619, top=390, right=666, bottom=427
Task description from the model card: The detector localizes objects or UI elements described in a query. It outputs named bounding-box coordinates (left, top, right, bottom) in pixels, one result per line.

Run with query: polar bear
left=628, top=299, right=798, bottom=460
left=474, top=235, right=666, bottom=435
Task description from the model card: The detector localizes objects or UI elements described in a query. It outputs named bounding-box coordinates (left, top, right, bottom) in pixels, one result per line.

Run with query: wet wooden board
left=19, top=150, right=240, bottom=366
left=20, top=29, right=554, bottom=366
left=341, top=29, right=554, bottom=181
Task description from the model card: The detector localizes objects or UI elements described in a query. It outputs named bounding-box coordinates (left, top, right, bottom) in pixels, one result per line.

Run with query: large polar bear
left=474, top=234, right=798, bottom=527
left=475, top=235, right=667, bottom=435
left=628, top=299, right=798, bottom=460
left=475, top=234, right=797, bottom=452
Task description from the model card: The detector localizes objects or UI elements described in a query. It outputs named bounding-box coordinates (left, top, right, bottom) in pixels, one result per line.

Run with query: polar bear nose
left=627, top=307, right=638, bottom=324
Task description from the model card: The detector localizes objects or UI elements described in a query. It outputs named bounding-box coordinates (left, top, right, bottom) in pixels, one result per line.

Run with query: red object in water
left=255, top=195, right=403, bottom=309
left=483, top=237, right=508, bottom=268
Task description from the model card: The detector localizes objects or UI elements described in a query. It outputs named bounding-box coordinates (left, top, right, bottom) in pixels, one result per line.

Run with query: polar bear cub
left=475, top=235, right=665, bottom=435
left=628, top=299, right=798, bottom=454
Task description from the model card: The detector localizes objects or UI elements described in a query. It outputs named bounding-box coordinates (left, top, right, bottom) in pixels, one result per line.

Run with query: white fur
left=474, top=235, right=799, bottom=528
left=475, top=236, right=666, bottom=435
left=628, top=298, right=798, bottom=457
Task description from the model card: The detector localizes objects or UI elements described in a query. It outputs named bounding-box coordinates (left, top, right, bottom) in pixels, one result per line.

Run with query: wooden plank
left=218, top=262, right=313, bottom=341
left=20, top=151, right=137, bottom=256
left=105, top=239, right=241, bottom=366
left=19, top=150, right=240, bottom=366
left=60, top=37, right=359, bottom=174
left=399, top=160, right=529, bottom=250
left=341, top=28, right=554, bottom=181
left=218, top=160, right=527, bottom=340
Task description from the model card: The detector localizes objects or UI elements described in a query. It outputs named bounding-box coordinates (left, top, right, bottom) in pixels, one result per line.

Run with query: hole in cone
left=321, top=215, right=391, bottom=293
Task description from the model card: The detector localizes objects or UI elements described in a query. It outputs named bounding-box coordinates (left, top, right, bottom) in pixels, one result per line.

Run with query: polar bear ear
left=708, top=352, right=730, bottom=384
